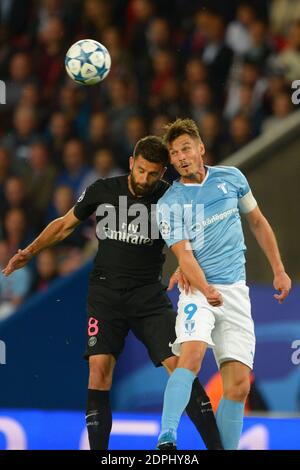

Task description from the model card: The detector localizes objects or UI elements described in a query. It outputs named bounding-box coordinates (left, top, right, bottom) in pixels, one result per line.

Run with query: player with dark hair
left=2, top=135, right=223, bottom=450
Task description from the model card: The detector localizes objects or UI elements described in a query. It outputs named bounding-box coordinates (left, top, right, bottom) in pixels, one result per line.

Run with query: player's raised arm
left=157, top=192, right=222, bottom=307
left=244, top=205, right=291, bottom=303
left=2, top=207, right=81, bottom=276
left=171, top=240, right=223, bottom=307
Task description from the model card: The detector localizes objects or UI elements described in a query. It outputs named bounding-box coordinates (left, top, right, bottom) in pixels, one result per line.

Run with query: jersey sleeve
left=234, top=168, right=257, bottom=214
left=73, top=180, right=103, bottom=221
left=156, top=196, right=188, bottom=247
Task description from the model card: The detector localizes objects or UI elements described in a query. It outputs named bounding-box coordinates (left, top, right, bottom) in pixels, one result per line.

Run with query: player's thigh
left=212, top=284, right=255, bottom=371
left=130, top=308, right=177, bottom=367
left=86, top=285, right=129, bottom=363
left=172, top=288, right=216, bottom=359
left=128, top=283, right=177, bottom=367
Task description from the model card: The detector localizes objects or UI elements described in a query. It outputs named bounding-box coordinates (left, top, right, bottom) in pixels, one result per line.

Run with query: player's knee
left=89, top=368, right=112, bottom=390
left=178, top=351, right=203, bottom=375
left=89, top=359, right=113, bottom=390
left=224, top=378, right=250, bottom=402
left=162, top=355, right=178, bottom=374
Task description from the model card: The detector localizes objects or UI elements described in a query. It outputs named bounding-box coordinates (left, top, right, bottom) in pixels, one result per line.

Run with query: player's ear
left=129, top=156, right=134, bottom=171
left=199, top=141, right=205, bottom=156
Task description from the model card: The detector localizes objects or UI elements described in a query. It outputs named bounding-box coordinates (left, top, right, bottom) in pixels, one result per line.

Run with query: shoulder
left=87, top=175, right=128, bottom=194
left=209, top=165, right=241, bottom=176
left=154, top=179, right=170, bottom=199
left=210, top=166, right=251, bottom=197
left=97, top=174, right=128, bottom=189
left=157, top=181, right=182, bottom=206
left=210, top=165, right=245, bottom=182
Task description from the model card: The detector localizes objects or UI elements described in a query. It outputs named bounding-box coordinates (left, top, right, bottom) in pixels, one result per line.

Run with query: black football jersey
left=74, top=175, right=169, bottom=287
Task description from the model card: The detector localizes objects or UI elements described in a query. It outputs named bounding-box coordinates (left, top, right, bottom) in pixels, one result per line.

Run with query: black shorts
left=85, top=281, right=177, bottom=366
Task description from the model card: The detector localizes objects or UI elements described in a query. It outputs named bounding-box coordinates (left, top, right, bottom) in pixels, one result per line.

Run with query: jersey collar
left=173, top=165, right=211, bottom=188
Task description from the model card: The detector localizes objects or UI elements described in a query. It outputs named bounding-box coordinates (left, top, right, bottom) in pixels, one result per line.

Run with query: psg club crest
left=88, top=336, right=97, bottom=347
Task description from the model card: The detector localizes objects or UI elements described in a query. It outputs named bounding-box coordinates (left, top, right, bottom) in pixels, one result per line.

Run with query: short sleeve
left=73, top=180, right=103, bottom=221
left=234, top=168, right=257, bottom=214
left=234, top=168, right=251, bottom=198
left=156, top=197, right=188, bottom=247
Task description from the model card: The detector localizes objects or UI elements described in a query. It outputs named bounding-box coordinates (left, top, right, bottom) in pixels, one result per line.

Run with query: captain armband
left=238, top=191, right=257, bottom=214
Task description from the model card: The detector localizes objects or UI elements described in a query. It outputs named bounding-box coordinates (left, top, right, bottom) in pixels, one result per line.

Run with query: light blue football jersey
left=156, top=166, right=257, bottom=284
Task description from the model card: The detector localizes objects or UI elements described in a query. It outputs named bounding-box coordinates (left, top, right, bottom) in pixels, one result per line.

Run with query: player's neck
left=180, top=165, right=207, bottom=184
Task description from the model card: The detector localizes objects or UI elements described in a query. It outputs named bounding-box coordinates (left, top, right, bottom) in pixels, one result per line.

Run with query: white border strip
left=111, top=420, right=159, bottom=436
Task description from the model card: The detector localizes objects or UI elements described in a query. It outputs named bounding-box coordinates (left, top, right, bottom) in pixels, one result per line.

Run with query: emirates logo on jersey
left=94, top=196, right=159, bottom=243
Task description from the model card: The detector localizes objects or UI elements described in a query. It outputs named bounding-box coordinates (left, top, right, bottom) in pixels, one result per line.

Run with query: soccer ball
left=65, top=39, right=111, bottom=85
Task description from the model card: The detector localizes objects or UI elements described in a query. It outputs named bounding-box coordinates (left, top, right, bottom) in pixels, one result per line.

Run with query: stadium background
left=0, top=0, right=299, bottom=450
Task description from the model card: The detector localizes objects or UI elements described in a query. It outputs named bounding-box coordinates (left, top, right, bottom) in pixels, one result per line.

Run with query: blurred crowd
left=0, top=0, right=299, bottom=318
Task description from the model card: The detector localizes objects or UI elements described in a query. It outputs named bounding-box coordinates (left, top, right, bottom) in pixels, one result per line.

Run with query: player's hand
left=273, top=271, right=291, bottom=304
left=168, top=268, right=191, bottom=294
left=1, top=249, right=32, bottom=276
left=203, top=285, right=223, bottom=307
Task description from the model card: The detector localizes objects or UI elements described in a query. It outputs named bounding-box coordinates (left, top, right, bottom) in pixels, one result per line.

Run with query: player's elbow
left=51, top=217, right=73, bottom=241
left=247, top=206, right=268, bottom=230
left=60, top=210, right=80, bottom=238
